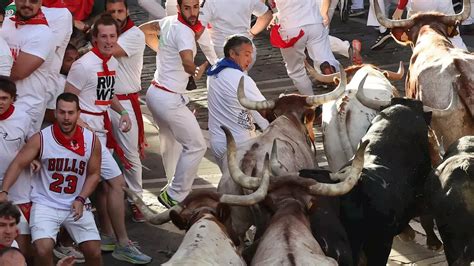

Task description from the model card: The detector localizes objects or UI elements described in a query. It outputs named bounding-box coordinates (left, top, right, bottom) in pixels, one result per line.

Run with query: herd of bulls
left=126, top=0, right=474, bottom=265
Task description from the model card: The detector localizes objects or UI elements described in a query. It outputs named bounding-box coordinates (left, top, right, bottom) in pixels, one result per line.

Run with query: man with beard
left=105, top=0, right=147, bottom=223
left=64, top=14, right=151, bottom=264
left=0, top=0, right=54, bottom=132
left=0, top=76, right=33, bottom=260
left=140, top=0, right=209, bottom=208
left=0, top=92, right=102, bottom=266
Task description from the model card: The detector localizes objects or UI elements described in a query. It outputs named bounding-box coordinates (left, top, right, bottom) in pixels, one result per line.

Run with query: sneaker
left=130, top=203, right=146, bottom=223
left=349, top=8, right=365, bottom=17
left=348, top=39, right=363, bottom=65
left=53, top=244, right=85, bottom=263
left=370, top=30, right=392, bottom=50
left=112, top=241, right=152, bottom=264
left=100, top=234, right=116, bottom=252
left=319, top=61, right=336, bottom=75
left=158, top=190, right=178, bottom=209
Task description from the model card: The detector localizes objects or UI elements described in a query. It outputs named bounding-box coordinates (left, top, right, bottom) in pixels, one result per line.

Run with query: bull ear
left=446, top=25, right=459, bottom=37
left=216, top=203, right=231, bottom=222
left=303, top=109, right=316, bottom=142
left=170, top=210, right=188, bottom=230
left=391, top=28, right=412, bottom=45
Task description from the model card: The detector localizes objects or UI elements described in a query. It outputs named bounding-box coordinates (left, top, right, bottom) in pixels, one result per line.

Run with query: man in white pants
left=1, top=93, right=103, bottom=266
left=106, top=0, right=147, bottom=223
left=199, top=0, right=272, bottom=61
left=270, top=0, right=338, bottom=95
left=64, top=14, right=151, bottom=264
left=0, top=0, right=55, bottom=132
left=368, top=0, right=395, bottom=50
left=140, top=0, right=209, bottom=207
left=207, top=35, right=269, bottom=170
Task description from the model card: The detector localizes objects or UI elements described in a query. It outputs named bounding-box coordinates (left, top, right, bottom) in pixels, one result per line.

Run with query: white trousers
left=109, top=99, right=143, bottom=198
left=279, top=23, right=339, bottom=95
left=328, top=0, right=350, bottom=58
left=352, top=0, right=364, bottom=9
left=367, top=0, right=393, bottom=27
left=146, top=86, right=206, bottom=202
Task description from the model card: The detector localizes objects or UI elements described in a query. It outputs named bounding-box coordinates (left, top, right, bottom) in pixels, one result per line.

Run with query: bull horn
left=123, top=187, right=183, bottom=224
left=440, top=0, right=471, bottom=25
left=223, top=126, right=262, bottom=190
left=305, top=140, right=368, bottom=196
left=305, top=60, right=340, bottom=84
left=306, top=64, right=347, bottom=105
left=374, top=0, right=415, bottom=28
left=382, top=61, right=405, bottom=81
left=423, top=89, right=458, bottom=117
left=237, top=76, right=275, bottom=110
left=219, top=154, right=270, bottom=205
left=356, top=73, right=391, bottom=110
left=270, top=139, right=289, bottom=175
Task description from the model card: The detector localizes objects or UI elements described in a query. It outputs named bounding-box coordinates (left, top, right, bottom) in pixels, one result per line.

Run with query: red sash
left=151, top=80, right=176, bottom=94
left=17, top=202, right=32, bottom=223
left=270, top=24, right=305, bottom=49
left=80, top=109, right=132, bottom=169
left=116, top=93, right=148, bottom=159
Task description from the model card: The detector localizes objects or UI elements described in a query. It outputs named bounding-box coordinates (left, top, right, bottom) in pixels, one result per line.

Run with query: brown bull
left=374, top=0, right=474, bottom=150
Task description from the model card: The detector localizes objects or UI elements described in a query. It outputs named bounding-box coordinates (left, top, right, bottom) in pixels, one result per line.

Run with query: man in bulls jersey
left=64, top=14, right=151, bottom=264
left=0, top=93, right=102, bottom=266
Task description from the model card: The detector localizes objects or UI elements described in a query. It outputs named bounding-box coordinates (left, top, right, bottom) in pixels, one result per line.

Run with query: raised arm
left=139, top=20, right=161, bottom=52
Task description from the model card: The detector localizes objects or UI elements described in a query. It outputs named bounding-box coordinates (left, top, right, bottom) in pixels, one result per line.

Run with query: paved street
left=97, top=1, right=474, bottom=265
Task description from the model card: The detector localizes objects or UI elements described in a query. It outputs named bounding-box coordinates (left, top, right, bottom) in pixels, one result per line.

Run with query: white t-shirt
left=32, top=126, right=95, bottom=210
left=115, top=26, right=145, bottom=94
left=207, top=68, right=269, bottom=142
left=200, top=0, right=268, bottom=48
left=274, top=0, right=322, bottom=30
left=42, top=7, right=73, bottom=101
left=0, top=107, right=33, bottom=204
left=153, top=15, right=196, bottom=93
left=0, top=36, right=13, bottom=76
left=0, top=16, right=54, bottom=127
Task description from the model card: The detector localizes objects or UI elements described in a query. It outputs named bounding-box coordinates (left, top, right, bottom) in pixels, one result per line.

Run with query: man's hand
left=0, top=192, right=8, bottom=203
left=267, top=12, right=279, bottom=30
left=119, top=113, right=132, bottom=133
left=71, top=200, right=84, bottom=221
left=322, top=13, right=330, bottom=28
left=30, top=160, right=41, bottom=173
left=392, top=8, right=404, bottom=20
left=57, top=255, right=75, bottom=266
left=74, top=20, right=90, bottom=32
left=194, top=61, right=209, bottom=81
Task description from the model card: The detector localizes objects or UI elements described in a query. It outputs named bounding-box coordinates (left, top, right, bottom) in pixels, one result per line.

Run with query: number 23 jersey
left=31, top=126, right=96, bottom=210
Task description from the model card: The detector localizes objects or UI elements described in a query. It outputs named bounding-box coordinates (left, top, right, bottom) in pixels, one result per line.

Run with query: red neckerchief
left=0, top=105, right=14, bottom=121
left=121, top=17, right=135, bottom=33
left=10, top=9, right=49, bottom=28
left=177, top=12, right=204, bottom=33
left=52, top=123, right=85, bottom=156
left=91, top=47, right=112, bottom=76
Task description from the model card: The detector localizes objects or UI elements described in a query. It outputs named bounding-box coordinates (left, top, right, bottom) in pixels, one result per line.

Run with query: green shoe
left=100, top=234, right=116, bottom=252
left=112, top=241, right=152, bottom=264
left=157, top=190, right=178, bottom=209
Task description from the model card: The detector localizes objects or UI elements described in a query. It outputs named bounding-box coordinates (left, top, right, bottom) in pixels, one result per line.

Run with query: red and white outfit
left=0, top=10, right=55, bottom=132
left=199, top=0, right=268, bottom=60
left=109, top=19, right=146, bottom=198
left=66, top=49, right=125, bottom=180
left=146, top=15, right=206, bottom=202
left=207, top=69, right=269, bottom=170
left=272, top=0, right=338, bottom=95
left=0, top=36, right=13, bottom=76
left=30, top=125, right=100, bottom=244
left=0, top=105, right=33, bottom=235
left=42, top=6, right=73, bottom=110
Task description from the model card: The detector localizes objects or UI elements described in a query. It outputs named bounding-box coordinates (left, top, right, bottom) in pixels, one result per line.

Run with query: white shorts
left=30, top=203, right=100, bottom=244
left=18, top=204, right=30, bottom=235
left=100, top=141, right=123, bottom=180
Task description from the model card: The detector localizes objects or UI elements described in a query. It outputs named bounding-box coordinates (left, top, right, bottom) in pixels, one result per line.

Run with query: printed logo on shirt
left=0, top=131, right=22, bottom=149
left=9, top=48, right=19, bottom=61
left=95, top=71, right=116, bottom=105
left=47, top=158, right=86, bottom=194
left=237, top=110, right=255, bottom=131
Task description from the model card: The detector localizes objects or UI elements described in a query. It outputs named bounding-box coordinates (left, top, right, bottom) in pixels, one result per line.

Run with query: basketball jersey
left=31, top=126, right=95, bottom=210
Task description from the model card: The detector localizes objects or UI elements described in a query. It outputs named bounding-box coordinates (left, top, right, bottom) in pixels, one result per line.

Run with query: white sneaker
left=53, top=244, right=85, bottom=263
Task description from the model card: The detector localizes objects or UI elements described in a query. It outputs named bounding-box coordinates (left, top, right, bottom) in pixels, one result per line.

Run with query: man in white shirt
left=0, top=0, right=55, bottom=132
left=0, top=36, right=12, bottom=76
left=0, top=201, right=21, bottom=250
left=269, top=0, right=338, bottom=95
left=64, top=14, right=151, bottom=264
left=199, top=0, right=272, bottom=61
left=105, top=0, right=147, bottom=223
left=140, top=0, right=209, bottom=208
left=207, top=35, right=269, bottom=170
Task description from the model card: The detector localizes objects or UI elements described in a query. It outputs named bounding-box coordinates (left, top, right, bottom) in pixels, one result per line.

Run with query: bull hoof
left=426, top=237, right=443, bottom=251
left=398, top=226, right=416, bottom=242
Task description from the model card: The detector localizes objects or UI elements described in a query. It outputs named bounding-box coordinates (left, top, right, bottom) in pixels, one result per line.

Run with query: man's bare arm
left=250, top=10, right=273, bottom=37
left=10, top=52, right=45, bottom=81
left=2, top=133, right=41, bottom=193
left=139, top=20, right=160, bottom=52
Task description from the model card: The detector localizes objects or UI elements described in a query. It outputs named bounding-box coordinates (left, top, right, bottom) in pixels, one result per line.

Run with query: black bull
left=425, top=136, right=474, bottom=266
left=302, top=98, right=433, bottom=265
